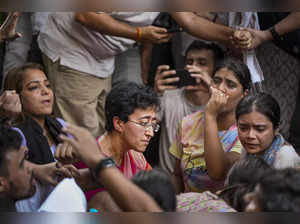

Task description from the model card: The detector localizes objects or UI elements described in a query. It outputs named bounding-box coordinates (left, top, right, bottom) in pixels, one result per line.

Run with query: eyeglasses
left=128, top=120, right=160, bottom=133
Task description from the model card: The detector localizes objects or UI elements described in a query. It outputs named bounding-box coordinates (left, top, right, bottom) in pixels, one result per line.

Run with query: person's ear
left=0, top=176, right=9, bottom=194
left=112, top=116, right=125, bottom=133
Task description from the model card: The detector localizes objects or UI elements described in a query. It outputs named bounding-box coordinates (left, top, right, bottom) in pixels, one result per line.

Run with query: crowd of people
left=1, top=12, right=300, bottom=212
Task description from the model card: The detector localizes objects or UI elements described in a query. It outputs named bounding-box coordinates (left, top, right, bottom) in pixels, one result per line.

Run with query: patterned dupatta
left=219, top=124, right=239, bottom=153
left=182, top=120, right=240, bottom=193
left=261, top=134, right=286, bottom=166
left=245, top=134, right=286, bottom=166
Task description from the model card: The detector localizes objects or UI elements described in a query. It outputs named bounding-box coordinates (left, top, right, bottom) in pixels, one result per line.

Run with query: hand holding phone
left=168, top=69, right=197, bottom=88
left=184, top=65, right=212, bottom=93
left=154, top=65, right=179, bottom=95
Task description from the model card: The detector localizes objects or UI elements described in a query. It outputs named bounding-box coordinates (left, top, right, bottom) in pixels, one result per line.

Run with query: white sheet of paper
left=38, top=178, right=87, bottom=212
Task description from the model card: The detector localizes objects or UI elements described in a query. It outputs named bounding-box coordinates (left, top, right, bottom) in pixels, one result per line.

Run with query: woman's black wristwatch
left=93, top=157, right=116, bottom=179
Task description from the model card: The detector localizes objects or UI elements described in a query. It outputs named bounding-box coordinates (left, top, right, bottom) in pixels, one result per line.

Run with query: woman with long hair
left=170, top=58, right=251, bottom=194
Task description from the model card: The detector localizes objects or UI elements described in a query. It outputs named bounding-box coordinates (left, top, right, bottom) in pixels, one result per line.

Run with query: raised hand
left=0, top=90, right=22, bottom=122
left=54, top=142, right=79, bottom=165
left=59, top=123, right=105, bottom=169
left=154, top=65, right=179, bottom=95
left=184, top=65, right=212, bottom=93
left=231, top=29, right=252, bottom=50
left=141, top=26, right=172, bottom=44
left=0, top=12, right=21, bottom=42
left=31, top=162, right=80, bottom=186
left=206, top=87, right=229, bottom=117
left=242, top=28, right=271, bottom=50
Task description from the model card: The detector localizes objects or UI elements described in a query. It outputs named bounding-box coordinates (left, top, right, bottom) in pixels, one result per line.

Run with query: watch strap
left=269, top=26, right=284, bottom=44
left=93, top=157, right=116, bottom=178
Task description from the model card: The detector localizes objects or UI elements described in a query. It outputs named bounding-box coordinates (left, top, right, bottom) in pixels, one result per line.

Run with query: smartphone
left=166, top=69, right=197, bottom=88
left=167, top=27, right=183, bottom=33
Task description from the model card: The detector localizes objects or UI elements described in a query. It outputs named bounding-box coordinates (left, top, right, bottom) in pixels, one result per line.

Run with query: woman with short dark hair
left=78, top=82, right=161, bottom=211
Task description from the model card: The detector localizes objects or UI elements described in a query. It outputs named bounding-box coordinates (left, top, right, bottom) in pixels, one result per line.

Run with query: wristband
left=136, top=27, right=142, bottom=42
left=212, top=13, right=218, bottom=23
left=93, top=157, right=116, bottom=178
left=269, top=26, right=284, bottom=44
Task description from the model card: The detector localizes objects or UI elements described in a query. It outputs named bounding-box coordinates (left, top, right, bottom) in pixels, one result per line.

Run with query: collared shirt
left=38, top=12, right=159, bottom=77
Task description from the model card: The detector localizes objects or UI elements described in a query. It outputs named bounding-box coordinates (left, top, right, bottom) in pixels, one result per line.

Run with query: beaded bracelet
left=136, top=27, right=142, bottom=42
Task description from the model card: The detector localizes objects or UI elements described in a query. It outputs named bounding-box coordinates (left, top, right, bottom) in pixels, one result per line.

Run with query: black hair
left=105, top=82, right=160, bottom=132
left=235, top=92, right=281, bottom=129
left=213, top=57, right=252, bottom=91
left=258, top=168, right=300, bottom=212
left=4, top=63, right=45, bottom=94
left=3, top=63, right=47, bottom=123
left=218, top=184, right=251, bottom=212
left=0, top=124, right=23, bottom=176
left=219, top=157, right=273, bottom=211
left=131, top=169, right=177, bottom=211
left=185, top=40, right=224, bottom=63
left=227, top=156, right=272, bottom=186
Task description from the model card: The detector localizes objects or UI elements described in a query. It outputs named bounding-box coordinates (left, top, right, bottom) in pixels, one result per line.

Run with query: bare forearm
left=74, top=169, right=101, bottom=192
left=260, top=12, right=300, bottom=43
left=98, top=167, right=162, bottom=212
left=274, top=12, right=300, bottom=36
left=140, top=43, right=153, bottom=84
left=204, top=114, right=229, bottom=180
left=172, top=159, right=184, bottom=194
left=171, top=12, right=234, bottom=44
left=171, top=174, right=184, bottom=194
left=87, top=154, right=161, bottom=212
left=29, top=162, right=39, bottom=174
left=75, top=12, right=137, bottom=40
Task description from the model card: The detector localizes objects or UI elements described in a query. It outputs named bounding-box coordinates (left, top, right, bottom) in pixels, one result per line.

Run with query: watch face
left=94, top=158, right=116, bottom=177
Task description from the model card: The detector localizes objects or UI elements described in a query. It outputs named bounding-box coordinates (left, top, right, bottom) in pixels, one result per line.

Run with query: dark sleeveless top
left=16, top=116, right=63, bottom=165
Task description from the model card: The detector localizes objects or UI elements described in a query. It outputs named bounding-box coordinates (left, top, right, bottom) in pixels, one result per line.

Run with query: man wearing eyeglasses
left=66, top=82, right=160, bottom=211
